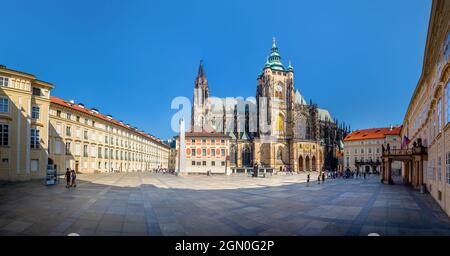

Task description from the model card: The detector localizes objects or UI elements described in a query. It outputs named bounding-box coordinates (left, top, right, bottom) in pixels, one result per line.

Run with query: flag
left=401, top=136, right=411, bottom=149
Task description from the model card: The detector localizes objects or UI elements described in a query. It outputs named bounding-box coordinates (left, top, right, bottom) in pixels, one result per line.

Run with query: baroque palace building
left=382, top=0, right=450, bottom=216
left=187, top=39, right=349, bottom=173
left=344, top=126, right=402, bottom=174
left=0, top=65, right=169, bottom=181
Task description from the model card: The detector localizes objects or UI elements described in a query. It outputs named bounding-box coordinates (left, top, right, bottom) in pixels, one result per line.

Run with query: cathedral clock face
left=275, top=85, right=282, bottom=92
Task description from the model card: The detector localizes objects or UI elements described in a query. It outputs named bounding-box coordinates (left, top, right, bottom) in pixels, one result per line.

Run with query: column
left=418, top=158, right=423, bottom=188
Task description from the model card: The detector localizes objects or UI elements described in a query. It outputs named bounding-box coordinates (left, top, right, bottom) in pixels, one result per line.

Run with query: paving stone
left=0, top=173, right=450, bottom=236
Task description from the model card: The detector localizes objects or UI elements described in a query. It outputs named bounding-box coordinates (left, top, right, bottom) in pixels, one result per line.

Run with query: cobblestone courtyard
left=1, top=172, right=450, bottom=236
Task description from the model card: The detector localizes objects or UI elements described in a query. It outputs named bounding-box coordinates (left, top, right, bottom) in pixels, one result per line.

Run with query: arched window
left=276, top=114, right=284, bottom=132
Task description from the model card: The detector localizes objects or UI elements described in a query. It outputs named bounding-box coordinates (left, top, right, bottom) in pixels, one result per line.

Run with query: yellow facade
left=0, top=66, right=53, bottom=181
left=0, top=65, right=169, bottom=181
left=401, top=0, right=450, bottom=215
left=48, top=98, right=169, bottom=173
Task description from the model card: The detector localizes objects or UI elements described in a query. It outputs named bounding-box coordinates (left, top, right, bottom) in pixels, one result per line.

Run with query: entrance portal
left=298, top=156, right=304, bottom=172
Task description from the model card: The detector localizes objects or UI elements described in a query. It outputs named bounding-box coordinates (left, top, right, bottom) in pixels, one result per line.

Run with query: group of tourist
left=65, top=168, right=77, bottom=188
left=280, top=165, right=294, bottom=175
left=342, top=168, right=377, bottom=179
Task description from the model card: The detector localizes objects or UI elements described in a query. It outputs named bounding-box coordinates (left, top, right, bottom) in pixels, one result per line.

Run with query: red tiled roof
left=175, top=130, right=230, bottom=138
left=343, top=126, right=401, bottom=142
left=50, top=96, right=168, bottom=148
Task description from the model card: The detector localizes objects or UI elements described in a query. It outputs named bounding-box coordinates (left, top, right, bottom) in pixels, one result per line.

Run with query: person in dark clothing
left=322, top=172, right=325, bottom=183
left=71, top=169, right=77, bottom=187
left=363, top=172, right=366, bottom=179
left=65, top=168, right=71, bottom=188
left=307, top=172, right=310, bottom=183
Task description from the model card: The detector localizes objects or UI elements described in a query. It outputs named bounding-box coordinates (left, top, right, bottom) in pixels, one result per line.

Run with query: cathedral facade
left=190, top=39, right=349, bottom=172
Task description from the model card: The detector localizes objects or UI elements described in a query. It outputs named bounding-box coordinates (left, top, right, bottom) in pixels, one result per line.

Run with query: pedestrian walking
left=363, top=172, right=366, bottom=179
left=322, top=172, right=325, bottom=183
left=307, top=172, right=310, bottom=183
left=71, top=169, right=77, bottom=187
left=65, top=168, right=71, bottom=188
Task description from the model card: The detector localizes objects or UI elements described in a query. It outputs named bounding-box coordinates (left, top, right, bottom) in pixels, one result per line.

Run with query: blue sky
left=0, top=0, right=431, bottom=140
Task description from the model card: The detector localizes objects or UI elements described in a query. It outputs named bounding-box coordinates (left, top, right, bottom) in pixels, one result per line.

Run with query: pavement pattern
left=1, top=172, right=450, bottom=236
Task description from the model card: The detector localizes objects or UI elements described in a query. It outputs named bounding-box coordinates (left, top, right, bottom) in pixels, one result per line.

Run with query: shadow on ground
left=0, top=173, right=450, bottom=236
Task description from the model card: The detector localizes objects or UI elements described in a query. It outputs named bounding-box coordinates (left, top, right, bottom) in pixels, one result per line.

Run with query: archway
left=312, top=156, right=317, bottom=172
left=298, top=156, right=304, bottom=172
left=305, top=156, right=310, bottom=172
left=242, top=146, right=251, bottom=166
left=230, top=145, right=236, bottom=166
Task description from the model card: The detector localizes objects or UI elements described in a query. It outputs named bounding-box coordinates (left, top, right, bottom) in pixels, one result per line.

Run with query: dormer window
left=32, top=87, right=42, bottom=96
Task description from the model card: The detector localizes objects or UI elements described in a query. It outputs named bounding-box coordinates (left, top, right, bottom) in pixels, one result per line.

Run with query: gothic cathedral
left=190, top=39, right=349, bottom=172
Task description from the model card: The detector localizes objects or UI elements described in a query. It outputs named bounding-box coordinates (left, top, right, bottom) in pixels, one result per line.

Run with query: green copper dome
left=262, top=37, right=286, bottom=72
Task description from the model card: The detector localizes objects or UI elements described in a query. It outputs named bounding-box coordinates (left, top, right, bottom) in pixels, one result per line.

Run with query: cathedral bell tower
left=191, top=60, right=210, bottom=131
left=256, top=38, right=295, bottom=139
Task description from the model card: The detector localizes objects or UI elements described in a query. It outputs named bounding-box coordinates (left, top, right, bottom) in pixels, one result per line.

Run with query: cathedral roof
left=318, top=108, right=334, bottom=123
left=294, top=90, right=307, bottom=105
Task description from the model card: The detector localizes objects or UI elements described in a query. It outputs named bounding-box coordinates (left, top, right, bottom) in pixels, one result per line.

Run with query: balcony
left=355, top=159, right=381, bottom=166
left=382, top=147, right=427, bottom=157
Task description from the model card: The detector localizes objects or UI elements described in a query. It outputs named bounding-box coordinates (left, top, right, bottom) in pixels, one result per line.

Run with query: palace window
left=221, top=149, right=225, bottom=156
left=192, top=161, right=195, bottom=166
left=65, top=142, right=71, bottom=155
left=438, top=156, right=442, bottom=182
left=446, top=81, right=450, bottom=124
left=30, top=128, right=40, bottom=149
left=211, top=161, right=215, bottom=166
left=191, top=148, right=196, bottom=156
left=211, top=148, right=215, bottom=156
left=0, top=124, right=9, bottom=146
left=84, top=145, right=89, bottom=157
left=438, top=99, right=442, bottom=132
left=66, top=126, right=72, bottom=137
left=56, top=110, right=61, bottom=117
left=0, top=97, right=9, bottom=113
left=0, top=77, right=9, bottom=87
left=32, top=105, right=40, bottom=119
left=32, top=87, right=42, bottom=96
left=202, top=149, right=206, bottom=156
left=67, top=112, right=71, bottom=120
left=433, top=109, right=436, bottom=139
left=446, top=152, right=450, bottom=184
